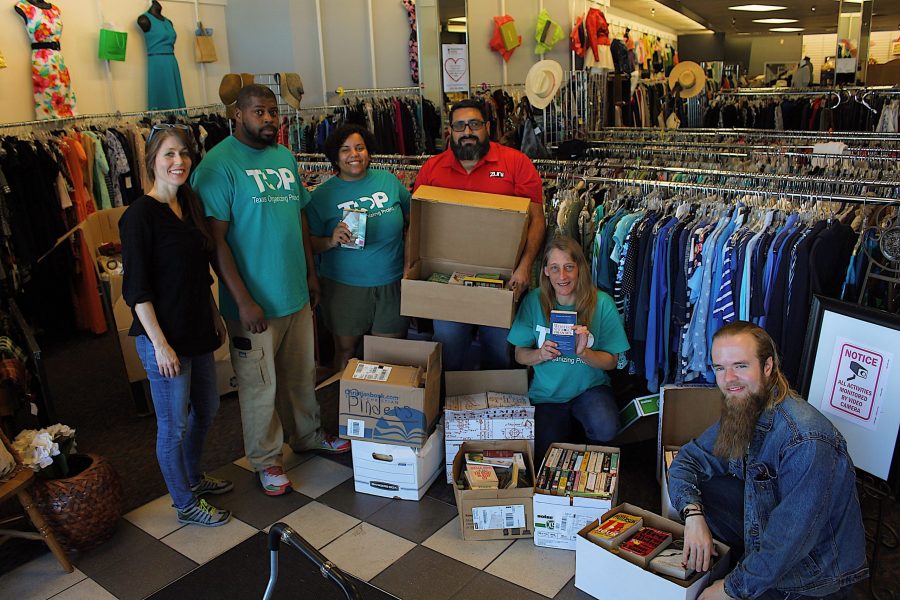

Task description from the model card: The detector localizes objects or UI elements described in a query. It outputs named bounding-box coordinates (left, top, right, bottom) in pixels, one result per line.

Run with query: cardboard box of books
left=351, top=424, right=444, bottom=501
left=443, top=370, right=534, bottom=483
left=452, top=440, right=535, bottom=541
left=401, top=185, right=530, bottom=329
left=575, top=503, right=731, bottom=600
left=613, top=393, right=660, bottom=446
left=660, top=446, right=681, bottom=521
left=533, top=443, right=620, bottom=550
left=657, top=385, right=722, bottom=482
left=339, top=336, right=441, bottom=448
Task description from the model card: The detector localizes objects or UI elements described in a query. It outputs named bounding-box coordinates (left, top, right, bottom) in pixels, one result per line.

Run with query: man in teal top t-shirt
left=192, top=84, right=348, bottom=498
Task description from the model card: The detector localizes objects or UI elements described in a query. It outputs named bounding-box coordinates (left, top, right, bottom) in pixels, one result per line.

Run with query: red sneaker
left=317, top=434, right=350, bottom=454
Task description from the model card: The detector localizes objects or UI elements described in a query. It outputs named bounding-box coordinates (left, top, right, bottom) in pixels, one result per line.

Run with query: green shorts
left=320, top=277, right=409, bottom=337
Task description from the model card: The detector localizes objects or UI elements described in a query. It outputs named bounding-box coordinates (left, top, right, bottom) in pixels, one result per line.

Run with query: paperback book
left=649, top=539, right=695, bottom=580
left=549, top=310, right=577, bottom=354
left=340, top=208, right=367, bottom=249
left=465, top=464, right=498, bottom=489
left=618, top=527, right=673, bottom=567
left=587, top=513, right=642, bottom=548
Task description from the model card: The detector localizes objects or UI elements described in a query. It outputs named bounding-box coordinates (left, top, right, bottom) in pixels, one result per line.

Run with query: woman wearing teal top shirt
left=308, top=125, right=410, bottom=369
left=508, top=236, right=630, bottom=464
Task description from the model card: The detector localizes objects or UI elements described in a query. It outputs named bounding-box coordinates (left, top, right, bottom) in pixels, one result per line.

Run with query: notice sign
left=823, top=337, right=892, bottom=431
left=442, top=44, right=469, bottom=93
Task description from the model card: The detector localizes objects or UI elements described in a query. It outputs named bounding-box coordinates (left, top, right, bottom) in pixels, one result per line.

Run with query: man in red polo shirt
left=414, top=98, right=546, bottom=371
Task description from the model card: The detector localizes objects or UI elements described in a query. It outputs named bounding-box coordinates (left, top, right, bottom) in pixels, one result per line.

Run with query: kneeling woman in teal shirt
left=508, top=236, right=630, bottom=465
left=308, top=125, right=411, bottom=369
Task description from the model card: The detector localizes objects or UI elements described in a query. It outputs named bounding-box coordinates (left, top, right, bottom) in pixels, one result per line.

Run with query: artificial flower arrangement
left=11, top=424, right=76, bottom=479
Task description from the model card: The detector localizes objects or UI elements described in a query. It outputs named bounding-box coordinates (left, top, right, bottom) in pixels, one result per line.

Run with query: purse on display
left=194, top=21, right=217, bottom=63
left=98, top=26, right=128, bottom=62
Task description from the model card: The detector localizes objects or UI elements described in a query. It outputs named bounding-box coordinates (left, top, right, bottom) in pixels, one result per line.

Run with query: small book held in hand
left=341, top=208, right=367, bottom=249
left=549, top=310, right=577, bottom=354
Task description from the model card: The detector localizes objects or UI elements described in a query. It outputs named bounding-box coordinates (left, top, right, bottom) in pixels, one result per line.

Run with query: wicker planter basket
left=31, top=453, right=122, bottom=552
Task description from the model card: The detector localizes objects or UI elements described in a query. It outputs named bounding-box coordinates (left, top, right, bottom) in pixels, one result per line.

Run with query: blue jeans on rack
left=533, top=385, right=619, bottom=466
left=136, top=335, right=220, bottom=509
left=432, top=320, right=511, bottom=372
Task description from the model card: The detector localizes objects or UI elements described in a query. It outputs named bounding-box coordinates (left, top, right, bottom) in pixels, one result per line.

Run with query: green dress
left=141, top=11, right=185, bottom=110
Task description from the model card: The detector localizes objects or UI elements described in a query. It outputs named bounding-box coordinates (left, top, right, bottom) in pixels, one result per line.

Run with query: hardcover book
left=448, top=271, right=476, bottom=285
left=465, top=464, right=499, bottom=489
left=340, top=208, right=367, bottom=249
left=549, top=310, right=577, bottom=354
left=427, top=272, right=452, bottom=284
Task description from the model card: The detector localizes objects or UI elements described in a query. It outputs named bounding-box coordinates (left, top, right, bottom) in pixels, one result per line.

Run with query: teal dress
left=141, top=12, right=185, bottom=110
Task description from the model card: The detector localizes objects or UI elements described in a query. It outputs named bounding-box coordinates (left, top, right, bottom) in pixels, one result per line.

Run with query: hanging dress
left=15, top=1, right=77, bottom=119
left=140, top=11, right=185, bottom=110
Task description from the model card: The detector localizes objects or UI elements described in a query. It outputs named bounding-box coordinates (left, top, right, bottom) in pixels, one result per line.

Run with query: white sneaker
left=259, top=466, right=292, bottom=496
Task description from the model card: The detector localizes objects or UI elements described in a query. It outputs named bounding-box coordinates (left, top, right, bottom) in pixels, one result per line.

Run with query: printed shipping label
left=352, top=363, right=392, bottom=382
left=472, top=505, right=526, bottom=530
left=346, top=419, right=366, bottom=438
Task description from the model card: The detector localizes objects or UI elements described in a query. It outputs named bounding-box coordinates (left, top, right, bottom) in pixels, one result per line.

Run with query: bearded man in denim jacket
left=669, top=321, right=868, bottom=600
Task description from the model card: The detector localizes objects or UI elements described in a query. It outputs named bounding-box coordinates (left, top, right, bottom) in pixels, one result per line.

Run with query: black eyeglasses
left=147, top=123, right=192, bottom=143
left=450, top=119, right=486, bottom=132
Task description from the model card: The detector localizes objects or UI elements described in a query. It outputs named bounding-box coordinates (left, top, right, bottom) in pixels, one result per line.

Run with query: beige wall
left=0, top=0, right=230, bottom=124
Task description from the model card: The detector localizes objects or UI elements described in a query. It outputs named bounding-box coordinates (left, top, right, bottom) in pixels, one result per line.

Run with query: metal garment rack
left=332, top=85, right=421, bottom=97
left=529, top=159, right=900, bottom=191
left=0, top=103, right=225, bottom=132
left=583, top=142, right=899, bottom=163
left=562, top=175, right=899, bottom=206
left=717, top=85, right=900, bottom=97
left=584, top=139, right=899, bottom=155
left=592, top=128, right=900, bottom=142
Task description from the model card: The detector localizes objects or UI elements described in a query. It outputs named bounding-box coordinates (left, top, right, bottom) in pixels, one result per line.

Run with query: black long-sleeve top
left=120, top=195, right=219, bottom=357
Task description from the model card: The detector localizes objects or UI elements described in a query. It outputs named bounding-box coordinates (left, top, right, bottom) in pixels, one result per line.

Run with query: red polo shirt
left=413, top=142, right=543, bottom=204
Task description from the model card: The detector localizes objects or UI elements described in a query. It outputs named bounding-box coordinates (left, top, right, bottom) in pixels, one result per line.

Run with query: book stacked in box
left=536, top=446, right=619, bottom=498
left=460, top=450, right=531, bottom=490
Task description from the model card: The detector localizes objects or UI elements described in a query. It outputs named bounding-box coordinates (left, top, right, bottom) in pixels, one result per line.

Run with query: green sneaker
left=176, top=499, right=231, bottom=527
left=190, top=473, right=234, bottom=496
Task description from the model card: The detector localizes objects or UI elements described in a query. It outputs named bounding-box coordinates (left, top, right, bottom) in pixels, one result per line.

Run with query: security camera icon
left=847, top=361, right=868, bottom=382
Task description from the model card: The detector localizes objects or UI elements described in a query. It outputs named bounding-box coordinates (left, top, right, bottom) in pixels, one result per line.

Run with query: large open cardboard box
left=339, top=336, right=441, bottom=448
left=533, top=443, right=620, bottom=550
left=657, top=385, right=722, bottom=481
left=401, top=185, right=530, bottom=329
left=443, top=370, right=534, bottom=483
left=575, top=503, right=730, bottom=600
left=452, top=440, right=535, bottom=541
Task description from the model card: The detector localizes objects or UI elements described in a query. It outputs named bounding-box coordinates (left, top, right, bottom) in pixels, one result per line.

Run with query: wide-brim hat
left=277, top=72, right=304, bottom=110
left=525, top=59, right=563, bottom=110
left=218, top=73, right=242, bottom=106
left=668, top=61, right=706, bottom=99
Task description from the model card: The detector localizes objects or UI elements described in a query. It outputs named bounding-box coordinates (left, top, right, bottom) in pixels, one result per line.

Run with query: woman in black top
left=120, top=125, right=232, bottom=527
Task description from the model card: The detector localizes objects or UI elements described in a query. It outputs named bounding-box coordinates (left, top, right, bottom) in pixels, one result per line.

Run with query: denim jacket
left=669, top=396, right=868, bottom=599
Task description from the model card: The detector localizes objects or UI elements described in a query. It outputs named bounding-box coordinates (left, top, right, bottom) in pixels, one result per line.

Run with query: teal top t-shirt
left=507, top=289, right=630, bottom=404
left=307, top=169, right=410, bottom=287
left=192, top=136, right=311, bottom=320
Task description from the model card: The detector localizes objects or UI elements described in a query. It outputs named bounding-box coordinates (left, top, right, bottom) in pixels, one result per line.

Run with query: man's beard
left=713, top=389, right=767, bottom=460
left=450, top=135, right=490, bottom=162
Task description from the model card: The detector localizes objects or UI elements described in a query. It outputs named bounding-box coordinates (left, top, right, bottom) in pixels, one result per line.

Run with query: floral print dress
left=16, top=1, right=77, bottom=119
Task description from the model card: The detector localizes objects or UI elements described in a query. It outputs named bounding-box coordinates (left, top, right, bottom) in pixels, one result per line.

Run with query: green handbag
left=98, top=28, right=127, bottom=62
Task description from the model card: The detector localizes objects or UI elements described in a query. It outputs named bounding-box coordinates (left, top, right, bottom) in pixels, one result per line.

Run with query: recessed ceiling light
left=769, top=26, right=804, bottom=31
left=753, top=18, right=798, bottom=23
left=729, top=4, right=787, bottom=11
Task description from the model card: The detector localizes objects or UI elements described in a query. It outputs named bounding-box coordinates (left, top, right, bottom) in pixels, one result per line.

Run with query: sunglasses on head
left=147, top=123, right=192, bottom=143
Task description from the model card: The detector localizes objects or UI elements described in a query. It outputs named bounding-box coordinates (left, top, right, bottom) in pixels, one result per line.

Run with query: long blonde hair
left=538, top=236, right=597, bottom=326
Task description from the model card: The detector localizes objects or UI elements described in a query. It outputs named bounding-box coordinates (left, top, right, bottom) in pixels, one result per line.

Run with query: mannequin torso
left=15, top=0, right=53, bottom=22
left=137, top=1, right=163, bottom=33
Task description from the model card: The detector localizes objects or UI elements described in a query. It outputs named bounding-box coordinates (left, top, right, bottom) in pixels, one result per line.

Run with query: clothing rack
left=530, top=158, right=899, bottom=191
left=585, top=139, right=899, bottom=155
left=718, top=86, right=900, bottom=97
left=0, top=103, right=225, bottom=131
left=591, top=127, right=900, bottom=142
left=570, top=175, right=898, bottom=206
left=333, top=86, right=421, bottom=97
left=8, top=299, right=55, bottom=424
left=583, top=141, right=899, bottom=163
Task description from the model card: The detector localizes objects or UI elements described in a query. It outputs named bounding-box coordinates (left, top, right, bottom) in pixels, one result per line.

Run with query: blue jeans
left=136, top=335, right=220, bottom=509
left=533, top=385, right=619, bottom=466
left=432, top=320, right=511, bottom=371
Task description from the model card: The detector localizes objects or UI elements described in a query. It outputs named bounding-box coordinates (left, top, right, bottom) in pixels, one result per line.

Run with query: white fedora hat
left=525, top=60, right=564, bottom=110
left=668, top=61, right=707, bottom=99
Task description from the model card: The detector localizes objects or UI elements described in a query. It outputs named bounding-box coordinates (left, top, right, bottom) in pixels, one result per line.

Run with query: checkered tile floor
left=0, top=447, right=596, bottom=600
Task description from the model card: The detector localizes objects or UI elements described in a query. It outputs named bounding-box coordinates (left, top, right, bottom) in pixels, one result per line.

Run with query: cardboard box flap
left=445, top=370, right=529, bottom=396
left=413, top=185, right=531, bottom=212
left=409, top=188, right=529, bottom=271
left=362, top=336, right=439, bottom=370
